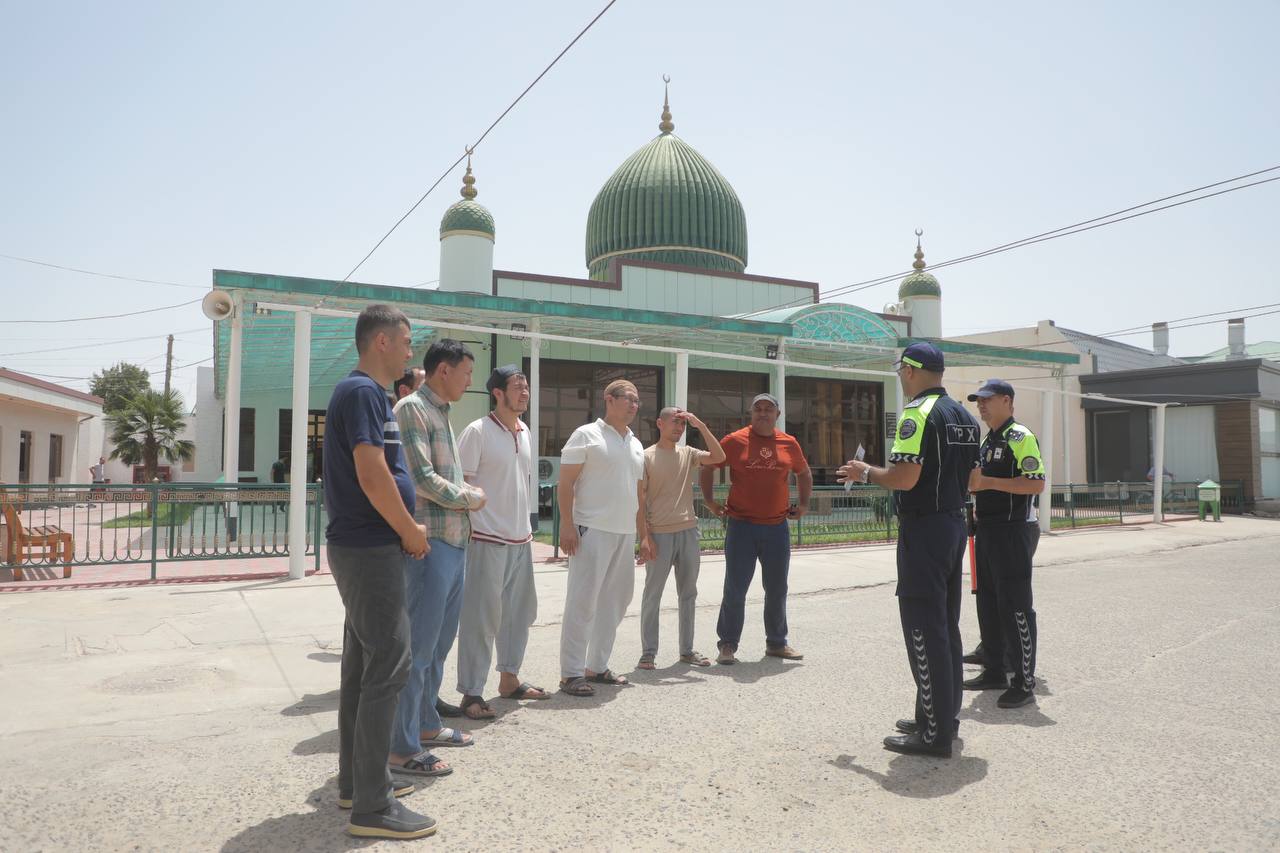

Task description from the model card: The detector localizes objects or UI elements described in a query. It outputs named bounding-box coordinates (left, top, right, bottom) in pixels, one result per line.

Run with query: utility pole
left=163, top=334, right=174, bottom=396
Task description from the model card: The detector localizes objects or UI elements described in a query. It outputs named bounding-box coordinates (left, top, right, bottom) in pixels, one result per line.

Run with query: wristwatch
left=861, top=467, right=871, bottom=485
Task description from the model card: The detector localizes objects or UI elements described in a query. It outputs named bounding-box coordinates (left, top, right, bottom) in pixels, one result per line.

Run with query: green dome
left=898, top=270, right=940, bottom=298
left=585, top=121, right=747, bottom=279
left=440, top=199, right=494, bottom=239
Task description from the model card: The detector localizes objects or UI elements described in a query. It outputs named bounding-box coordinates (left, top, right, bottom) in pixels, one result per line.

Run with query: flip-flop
left=420, top=727, right=473, bottom=748
left=680, top=651, right=712, bottom=667
left=588, top=669, right=629, bottom=685
left=390, top=753, right=452, bottom=778
left=501, top=682, right=550, bottom=700
left=461, top=695, right=496, bottom=719
left=558, top=676, right=595, bottom=697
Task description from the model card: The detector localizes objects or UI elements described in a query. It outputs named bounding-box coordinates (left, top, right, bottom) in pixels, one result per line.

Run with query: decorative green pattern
left=440, top=199, right=495, bottom=238
left=747, top=304, right=899, bottom=345
left=585, top=133, right=748, bottom=279
left=898, top=270, right=941, bottom=298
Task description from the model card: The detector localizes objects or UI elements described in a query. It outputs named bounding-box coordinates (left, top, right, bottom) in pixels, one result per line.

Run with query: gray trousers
left=640, top=527, right=701, bottom=657
left=456, top=540, right=537, bottom=696
left=327, top=543, right=412, bottom=814
left=560, top=528, right=635, bottom=678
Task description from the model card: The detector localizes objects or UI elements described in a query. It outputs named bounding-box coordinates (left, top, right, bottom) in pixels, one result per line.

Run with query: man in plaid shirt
left=387, top=339, right=486, bottom=778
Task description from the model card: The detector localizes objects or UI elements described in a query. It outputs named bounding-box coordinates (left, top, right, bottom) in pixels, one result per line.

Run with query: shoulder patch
left=1022, top=456, right=1040, bottom=472
left=1006, top=429, right=1025, bottom=442
left=899, top=419, right=918, bottom=440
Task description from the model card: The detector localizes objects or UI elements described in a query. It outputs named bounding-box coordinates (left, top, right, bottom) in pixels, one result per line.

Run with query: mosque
left=193, top=87, right=1076, bottom=495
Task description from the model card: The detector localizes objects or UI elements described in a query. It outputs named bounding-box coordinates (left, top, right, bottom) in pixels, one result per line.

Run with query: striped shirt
left=393, top=382, right=483, bottom=547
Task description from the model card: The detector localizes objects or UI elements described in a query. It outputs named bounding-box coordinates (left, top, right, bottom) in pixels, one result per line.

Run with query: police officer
left=840, top=342, right=979, bottom=758
left=963, top=379, right=1044, bottom=709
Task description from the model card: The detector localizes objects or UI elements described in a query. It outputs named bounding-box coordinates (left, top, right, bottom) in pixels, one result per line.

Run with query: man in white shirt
left=557, top=379, right=649, bottom=697
left=454, top=366, right=549, bottom=718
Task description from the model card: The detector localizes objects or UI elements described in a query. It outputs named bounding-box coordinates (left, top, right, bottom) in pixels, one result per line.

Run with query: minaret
left=438, top=150, right=495, bottom=294
left=897, top=229, right=942, bottom=337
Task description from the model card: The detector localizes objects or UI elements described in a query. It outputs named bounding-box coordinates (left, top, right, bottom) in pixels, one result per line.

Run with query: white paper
left=845, top=444, right=867, bottom=491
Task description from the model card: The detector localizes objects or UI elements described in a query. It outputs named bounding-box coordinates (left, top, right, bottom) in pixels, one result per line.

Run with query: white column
left=1060, top=373, right=1071, bottom=485
left=288, top=310, right=312, bottom=579
left=528, top=320, right=541, bottom=522
left=223, top=301, right=243, bottom=538
left=1152, top=403, right=1166, bottom=523
left=675, top=351, right=689, bottom=446
left=1039, top=388, right=1056, bottom=535
left=774, top=338, right=787, bottom=433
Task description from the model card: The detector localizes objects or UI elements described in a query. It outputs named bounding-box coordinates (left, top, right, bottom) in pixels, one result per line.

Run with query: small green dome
left=440, top=199, right=494, bottom=239
left=585, top=94, right=747, bottom=279
left=898, top=232, right=940, bottom=298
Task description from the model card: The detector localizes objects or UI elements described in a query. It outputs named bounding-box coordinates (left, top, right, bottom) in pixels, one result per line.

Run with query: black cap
left=967, top=379, right=1015, bottom=402
left=895, top=341, right=945, bottom=372
left=485, top=364, right=523, bottom=394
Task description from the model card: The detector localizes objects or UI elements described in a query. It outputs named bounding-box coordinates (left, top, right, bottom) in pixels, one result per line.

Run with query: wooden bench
left=1, top=500, right=73, bottom=581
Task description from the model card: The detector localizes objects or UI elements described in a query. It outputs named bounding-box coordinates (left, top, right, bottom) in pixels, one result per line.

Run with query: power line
left=332, top=0, right=620, bottom=290
left=1092, top=301, right=1280, bottom=338
left=0, top=327, right=205, bottom=358
left=0, top=297, right=203, bottom=324
left=0, top=253, right=205, bottom=289
left=11, top=356, right=213, bottom=384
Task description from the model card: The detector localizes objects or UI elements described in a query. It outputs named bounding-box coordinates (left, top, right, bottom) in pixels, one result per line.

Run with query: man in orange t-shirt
left=699, top=393, right=813, bottom=664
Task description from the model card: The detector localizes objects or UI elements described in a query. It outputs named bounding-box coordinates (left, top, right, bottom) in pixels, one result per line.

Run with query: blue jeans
left=390, top=539, right=466, bottom=756
left=716, top=518, right=790, bottom=649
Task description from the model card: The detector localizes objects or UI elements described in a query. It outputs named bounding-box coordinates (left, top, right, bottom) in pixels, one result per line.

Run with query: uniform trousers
left=896, top=511, right=966, bottom=745
left=640, top=527, right=701, bottom=658
left=974, top=521, right=1039, bottom=691
left=456, top=540, right=537, bottom=696
left=559, top=527, right=635, bottom=678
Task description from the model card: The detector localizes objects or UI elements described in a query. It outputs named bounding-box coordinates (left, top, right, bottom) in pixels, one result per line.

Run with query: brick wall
left=1215, top=401, right=1260, bottom=503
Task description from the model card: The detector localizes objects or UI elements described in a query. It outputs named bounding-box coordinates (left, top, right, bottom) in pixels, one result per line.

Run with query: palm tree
left=107, top=390, right=195, bottom=483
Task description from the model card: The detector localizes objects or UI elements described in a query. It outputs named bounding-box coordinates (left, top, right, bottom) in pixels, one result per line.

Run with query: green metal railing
left=1, top=482, right=324, bottom=580
left=1047, top=480, right=1245, bottom=529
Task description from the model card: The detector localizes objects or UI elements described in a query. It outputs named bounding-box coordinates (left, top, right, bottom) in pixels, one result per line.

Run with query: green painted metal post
left=149, top=480, right=160, bottom=580
left=313, top=480, right=323, bottom=572
left=551, top=485, right=560, bottom=559
left=1117, top=484, right=1124, bottom=525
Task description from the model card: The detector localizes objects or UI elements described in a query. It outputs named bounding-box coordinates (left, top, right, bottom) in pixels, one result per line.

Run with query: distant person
left=90, top=456, right=107, bottom=484
left=965, top=379, right=1045, bottom=710
left=270, top=455, right=288, bottom=511
left=636, top=407, right=725, bottom=670
left=395, top=367, right=426, bottom=401
left=557, top=379, right=648, bottom=697
left=699, top=393, right=811, bottom=665
left=454, top=365, right=549, bottom=714
left=390, top=339, right=486, bottom=768
left=322, top=303, right=436, bottom=839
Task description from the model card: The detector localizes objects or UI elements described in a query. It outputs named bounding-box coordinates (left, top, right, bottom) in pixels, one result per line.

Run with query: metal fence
left=1, top=482, right=324, bottom=580
left=1047, top=480, right=1245, bottom=529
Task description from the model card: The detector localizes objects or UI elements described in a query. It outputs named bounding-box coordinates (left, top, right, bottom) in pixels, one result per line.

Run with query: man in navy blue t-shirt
left=321, top=304, right=437, bottom=840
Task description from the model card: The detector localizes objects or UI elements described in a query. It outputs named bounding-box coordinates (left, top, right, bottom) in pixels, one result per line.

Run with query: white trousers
left=559, top=527, right=635, bottom=678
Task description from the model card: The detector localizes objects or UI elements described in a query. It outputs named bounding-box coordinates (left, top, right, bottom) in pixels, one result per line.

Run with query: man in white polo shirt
left=557, top=378, right=648, bottom=697
left=454, top=365, right=549, bottom=717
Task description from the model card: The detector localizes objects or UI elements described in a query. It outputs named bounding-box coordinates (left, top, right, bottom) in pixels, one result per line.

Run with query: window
left=1262, top=407, right=1280, bottom=498
left=785, top=377, right=884, bottom=485
left=48, top=434, right=64, bottom=481
left=685, top=369, right=769, bottom=452
left=278, top=409, right=327, bottom=482
left=18, top=430, right=33, bottom=484
left=522, top=359, right=663, bottom=457
left=219, top=408, right=256, bottom=475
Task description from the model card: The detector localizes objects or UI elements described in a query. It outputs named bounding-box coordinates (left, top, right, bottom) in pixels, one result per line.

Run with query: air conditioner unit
left=538, top=456, right=561, bottom=485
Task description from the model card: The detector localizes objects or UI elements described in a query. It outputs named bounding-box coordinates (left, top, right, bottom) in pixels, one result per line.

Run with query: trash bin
left=1197, top=479, right=1221, bottom=522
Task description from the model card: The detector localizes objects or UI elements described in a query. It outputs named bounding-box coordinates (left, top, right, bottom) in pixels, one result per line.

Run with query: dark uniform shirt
left=889, top=387, right=981, bottom=514
left=975, top=417, right=1044, bottom=524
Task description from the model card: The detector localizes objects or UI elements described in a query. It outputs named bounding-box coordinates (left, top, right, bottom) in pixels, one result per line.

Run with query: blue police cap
left=895, top=341, right=945, bottom=373
left=967, top=379, right=1015, bottom=402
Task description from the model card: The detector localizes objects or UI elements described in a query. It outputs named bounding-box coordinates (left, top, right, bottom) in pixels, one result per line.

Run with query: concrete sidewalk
left=0, top=516, right=1277, bottom=851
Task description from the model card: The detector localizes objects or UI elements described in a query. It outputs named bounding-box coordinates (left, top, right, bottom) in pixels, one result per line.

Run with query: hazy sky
left=4, top=1, right=1278, bottom=406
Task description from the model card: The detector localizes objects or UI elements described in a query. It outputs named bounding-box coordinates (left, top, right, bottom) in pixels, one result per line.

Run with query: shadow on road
left=960, top=688, right=1057, bottom=728
left=220, top=778, right=374, bottom=852
left=281, top=689, right=340, bottom=717
left=828, top=747, right=988, bottom=799
left=701, top=655, right=804, bottom=685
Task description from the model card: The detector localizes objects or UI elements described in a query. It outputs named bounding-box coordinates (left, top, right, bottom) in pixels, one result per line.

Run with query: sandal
left=558, top=676, right=596, bottom=697
left=500, top=682, right=550, bottom=700
left=637, top=654, right=656, bottom=670
left=680, top=651, right=712, bottom=667
left=420, top=727, right=473, bottom=748
left=588, top=669, right=629, bottom=686
left=390, top=752, right=452, bottom=777
left=461, top=695, right=496, bottom=719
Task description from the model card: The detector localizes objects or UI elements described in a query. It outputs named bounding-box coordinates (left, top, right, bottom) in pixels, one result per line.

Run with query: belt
left=898, top=507, right=964, bottom=518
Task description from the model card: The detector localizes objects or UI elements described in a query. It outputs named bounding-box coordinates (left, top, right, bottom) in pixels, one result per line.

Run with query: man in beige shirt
left=637, top=408, right=726, bottom=669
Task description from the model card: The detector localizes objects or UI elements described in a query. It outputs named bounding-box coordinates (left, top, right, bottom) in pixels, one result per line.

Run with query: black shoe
left=337, top=781, right=414, bottom=810
left=436, top=700, right=462, bottom=718
left=348, top=799, right=437, bottom=839
left=962, top=649, right=984, bottom=665
left=962, top=670, right=1008, bottom=690
left=895, top=718, right=960, bottom=737
left=883, top=732, right=951, bottom=758
left=997, top=686, right=1036, bottom=708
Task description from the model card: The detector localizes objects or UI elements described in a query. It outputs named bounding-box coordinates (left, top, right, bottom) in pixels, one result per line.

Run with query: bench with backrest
left=1, top=500, right=73, bottom=581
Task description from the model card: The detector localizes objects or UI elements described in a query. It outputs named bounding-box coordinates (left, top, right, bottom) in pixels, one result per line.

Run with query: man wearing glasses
left=557, top=379, right=650, bottom=697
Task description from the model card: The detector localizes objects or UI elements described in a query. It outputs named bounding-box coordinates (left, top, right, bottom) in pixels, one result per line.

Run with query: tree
left=107, top=390, right=194, bottom=483
left=91, top=362, right=152, bottom=414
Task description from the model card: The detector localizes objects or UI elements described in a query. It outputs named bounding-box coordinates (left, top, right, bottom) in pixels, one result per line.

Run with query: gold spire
left=912, top=228, right=926, bottom=271
left=659, top=74, right=674, bottom=134
left=460, top=148, right=478, bottom=200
